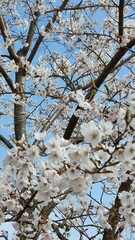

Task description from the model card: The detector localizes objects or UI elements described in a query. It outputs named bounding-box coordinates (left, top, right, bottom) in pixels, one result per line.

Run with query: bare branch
left=41, top=200, right=57, bottom=219
left=28, top=34, right=43, bottom=63
left=0, top=14, right=19, bottom=62
left=81, top=51, right=135, bottom=91
left=14, top=103, right=26, bottom=141
left=28, top=0, right=70, bottom=63
left=118, top=0, right=124, bottom=42
left=113, top=52, right=135, bottom=71
left=103, top=177, right=133, bottom=240
left=0, top=134, right=13, bottom=149
left=33, top=108, right=63, bottom=145
left=22, top=11, right=40, bottom=56
left=91, top=38, right=135, bottom=89
left=41, top=4, right=117, bottom=14
left=0, top=64, right=16, bottom=92
left=13, top=191, right=38, bottom=222
left=52, top=224, right=68, bottom=240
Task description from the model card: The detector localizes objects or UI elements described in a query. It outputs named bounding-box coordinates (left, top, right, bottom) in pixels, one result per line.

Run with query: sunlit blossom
left=81, top=121, right=102, bottom=147
left=35, top=131, right=46, bottom=141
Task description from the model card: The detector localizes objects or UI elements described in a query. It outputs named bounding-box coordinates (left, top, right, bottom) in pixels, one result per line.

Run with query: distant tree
left=0, top=0, right=135, bottom=239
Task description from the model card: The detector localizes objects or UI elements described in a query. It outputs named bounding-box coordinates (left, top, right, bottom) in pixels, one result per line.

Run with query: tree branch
left=40, top=4, right=117, bottom=14
left=41, top=200, right=57, bottom=219
left=0, top=134, right=13, bottom=149
left=103, top=177, right=133, bottom=240
left=13, top=191, right=38, bottom=222
left=81, top=51, right=135, bottom=91
left=28, top=0, right=70, bottom=63
left=0, top=64, right=16, bottom=92
left=0, top=14, right=19, bottom=62
left=112, top=52, right=135, bottom=71
left=52, top=224, right=68, bottom=240
left=33, top=108, right=63, bottom=145
left=63, top=38, right=135, bottom=140
left=118, top=0, right=124, bottom=42
left=90, top=38, right=135, bottom=89
left=22, top=11, right=40, bottom=56
left=14, top=68, right=26, bottom=141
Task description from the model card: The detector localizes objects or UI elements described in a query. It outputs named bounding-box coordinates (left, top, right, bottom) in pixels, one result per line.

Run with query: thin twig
left=33, top=108, right=63, bottom=145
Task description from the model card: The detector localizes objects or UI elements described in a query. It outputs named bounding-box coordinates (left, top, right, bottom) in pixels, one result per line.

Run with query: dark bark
left=103, top=177, right=133, bottom=240
left=0, top=64, right=16, bottom=92
left=0, top=14, right=19, bottom=62
left=28, top=0, right=70, bottom=63
left=63, top=38, right=135, bottom=140
left=118, top=0, right=124, bottom=42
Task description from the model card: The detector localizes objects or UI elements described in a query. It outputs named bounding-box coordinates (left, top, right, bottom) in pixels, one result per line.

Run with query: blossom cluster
left=0, top=107, right=135, bottom=238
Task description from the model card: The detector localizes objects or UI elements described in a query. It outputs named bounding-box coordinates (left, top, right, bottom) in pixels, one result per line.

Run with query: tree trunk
left=14, top=66, right=26, bottom=141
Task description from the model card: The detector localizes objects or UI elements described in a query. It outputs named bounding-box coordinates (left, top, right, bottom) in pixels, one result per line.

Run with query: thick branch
left=22, top=12, right=40, bottom=56
left=0, top=64, right=16, bottom=92
left=28, top=34, right=43, bottom=63
left=112, top=52, right=135, bottom=71
left=41, top=201, right=57, bottom=219
left=14, top=104, right=26, bottom=141
left=0, top=14, right=19, bottom=62
left=52, top=224, right=68, bottom=240
left=63, top=106, right=79, bottom=140
left=103, top=177, right=133, bottom=240
left=91, top=38, right=135, bottom=89
left=13, top=191, right=38, bottom=221
left=63, top=38, right=135, bottom=139
left=118, top=0, right=124, bottom=42
left=14, top=68, right=26, bottom=141
left=28, top=0, right=70, bottom=63
left=0, top=134, right=13, bottom=149
left=42, top=4, right=117, bottom=14
left=81, top=51, right=135, bottom=91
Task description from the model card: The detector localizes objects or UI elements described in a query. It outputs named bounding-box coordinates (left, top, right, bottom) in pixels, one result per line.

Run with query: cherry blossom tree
left=0, top=0, right=135, bottom=239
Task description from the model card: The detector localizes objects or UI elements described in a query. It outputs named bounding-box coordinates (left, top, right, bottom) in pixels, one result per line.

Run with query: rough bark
left=14, top=65, right=26, bottom=141
left=103, top=177, right=133, bottom=240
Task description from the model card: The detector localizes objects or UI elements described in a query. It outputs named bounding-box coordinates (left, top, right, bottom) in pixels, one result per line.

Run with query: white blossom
left=74, top=90, right=91, bottom=110
left=26, top=145, right=39, bottom=161
left=81, top=121, right=102, bottom=147
left=35, top=131, right=46, bottom=141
